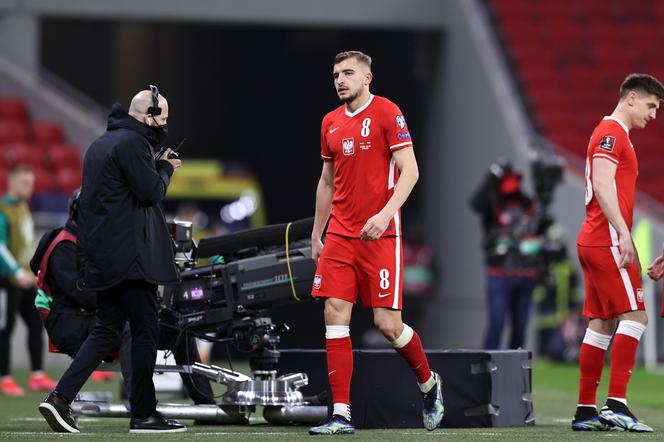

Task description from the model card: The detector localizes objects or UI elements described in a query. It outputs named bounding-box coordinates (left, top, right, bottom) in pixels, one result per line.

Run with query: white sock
left=419, top=372, right=435, bottom=393
left=577, top=404, right=597, bottom=409
left=615, top=320, right=646, bottom=341
left=333, top=402, right=351, bottom=421
left=326, top=325, right=350, bottom=339
left=391, top=324, right=414, bottom=349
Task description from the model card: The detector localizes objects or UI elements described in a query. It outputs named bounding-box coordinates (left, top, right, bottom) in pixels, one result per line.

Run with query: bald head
left=128, top=89, right=169, bottom=127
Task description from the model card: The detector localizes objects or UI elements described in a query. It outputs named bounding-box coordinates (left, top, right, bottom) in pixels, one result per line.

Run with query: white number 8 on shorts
left=379, top=268, right=390, bottom=290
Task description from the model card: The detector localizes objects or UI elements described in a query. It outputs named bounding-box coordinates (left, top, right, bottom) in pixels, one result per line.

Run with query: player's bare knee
left=324, top=298, right=351, bottom=325
left=588, top=318, right=616, bottom=336
left=619, top=310, right=648, bottom=326
left=373, top=316, right=400, bottom=341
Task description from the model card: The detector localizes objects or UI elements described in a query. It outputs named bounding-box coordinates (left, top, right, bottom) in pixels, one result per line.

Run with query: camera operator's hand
left=14, top=268, right=36, bottom=289
left=311, top=236, right=324, bottom=264
left=159, top=148, right=182, bottom=170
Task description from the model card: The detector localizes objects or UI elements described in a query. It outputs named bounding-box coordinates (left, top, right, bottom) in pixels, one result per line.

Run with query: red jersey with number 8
left=577, top=117, right=638, bottom=247
left=320, top=95, right=413, bottom=238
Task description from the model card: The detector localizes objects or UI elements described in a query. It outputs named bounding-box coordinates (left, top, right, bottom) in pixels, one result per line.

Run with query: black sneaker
left=598, top=399, right=653, bottom=432
left=572, top=406, right=615, bottom=431
left=38, top=392, right=80, bottom=433
left=129, top=412, right=187, bottom=433
left=422, top=371, right=444, bottom=430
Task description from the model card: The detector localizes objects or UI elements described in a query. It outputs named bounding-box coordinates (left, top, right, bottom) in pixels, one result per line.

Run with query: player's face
left=333, top=58, right=371, bottom=103
left=629, top=91, right=659, bottom=129
left=8, top=171, right=34, bottom=201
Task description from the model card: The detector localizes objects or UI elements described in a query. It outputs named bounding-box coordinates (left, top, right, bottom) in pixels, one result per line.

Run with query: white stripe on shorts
left=609, top=246, right=637, bottom=310
left=392, top=211, right=401, bottom=310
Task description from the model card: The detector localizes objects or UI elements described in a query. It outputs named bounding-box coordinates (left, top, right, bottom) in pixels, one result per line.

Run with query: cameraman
left=470, top=160, right=547, bottom=350
left=39, top=87, right=186, bottom=434
left=32, top=190, right=215, bottom=408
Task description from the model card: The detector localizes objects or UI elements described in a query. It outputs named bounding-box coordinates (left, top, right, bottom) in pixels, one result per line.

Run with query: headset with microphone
left=147, top=84, right=162, bottom=116
left=148, top=84, right=186, bottom=160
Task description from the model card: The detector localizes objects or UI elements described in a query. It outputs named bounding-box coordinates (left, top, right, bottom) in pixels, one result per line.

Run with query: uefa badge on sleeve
left=599, top=135, right=615, bottom=152
left=637, top=288, right=644, bottom=303
left=313, top=274, right=322, bottom=290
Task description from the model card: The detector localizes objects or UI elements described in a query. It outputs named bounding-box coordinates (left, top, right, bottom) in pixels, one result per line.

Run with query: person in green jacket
left=0, top=165, right=57, bottom=396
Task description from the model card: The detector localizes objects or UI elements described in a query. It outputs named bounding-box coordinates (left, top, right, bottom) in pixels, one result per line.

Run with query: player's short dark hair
left=334, top=51, right=372, bottom=69
left=9, top=164, right=34, bottom=176
left=620, top=73, right=664, bottom=100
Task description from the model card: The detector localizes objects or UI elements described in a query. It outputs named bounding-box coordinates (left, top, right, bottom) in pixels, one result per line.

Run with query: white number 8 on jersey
left=584, top=158, right=593, bottom=205
left=361, top=118, right=372, bottom=137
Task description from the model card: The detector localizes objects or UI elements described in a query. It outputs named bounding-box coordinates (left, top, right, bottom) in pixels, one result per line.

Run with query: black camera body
left=160, top=219, right=316, bottom=375
left=531, top=156, right=563, bottom=208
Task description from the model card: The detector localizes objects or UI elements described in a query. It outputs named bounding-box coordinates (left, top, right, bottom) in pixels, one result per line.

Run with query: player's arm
left=311, top=160, right=335, bottom=263
left=360, top=146, right=419, bottom=241
left=647, top=243, right=664, bottom=280
left=592, top=157, right=634, bottom=268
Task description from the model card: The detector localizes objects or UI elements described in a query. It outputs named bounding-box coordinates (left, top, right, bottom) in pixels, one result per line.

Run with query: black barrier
left=277, top=349, right=534, bottom=428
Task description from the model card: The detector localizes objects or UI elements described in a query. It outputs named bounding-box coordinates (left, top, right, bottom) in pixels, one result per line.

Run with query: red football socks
left=578, top=343, right=606, bottom=406
left=577, top=328, right=611, bottom=406
left=608, top=321, right=645, bottom=400
left=326, top=336, right=353, bottom=405
left=393, top=325, right=432, bottom=385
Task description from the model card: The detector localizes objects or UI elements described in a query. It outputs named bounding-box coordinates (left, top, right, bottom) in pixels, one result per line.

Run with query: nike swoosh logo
left=377, top=293, right=391, bottom=298
left=329, top=127, right=339, bottom=133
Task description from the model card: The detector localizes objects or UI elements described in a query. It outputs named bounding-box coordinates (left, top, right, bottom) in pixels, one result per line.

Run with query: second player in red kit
left=572, top=74, right=664, bottom=433
left=308, top=51, right=444, bottom=435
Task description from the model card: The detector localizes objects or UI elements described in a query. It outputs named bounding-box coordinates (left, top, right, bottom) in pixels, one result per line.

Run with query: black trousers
left=56, top=280, right=159, bottom=417
left=120, top=327, right=214, bottom=405
left=0, top=280, right=43, bottom=375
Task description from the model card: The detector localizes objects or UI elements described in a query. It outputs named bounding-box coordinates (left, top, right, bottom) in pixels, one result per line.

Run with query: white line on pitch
left=11, top=417, right=100, bottom=422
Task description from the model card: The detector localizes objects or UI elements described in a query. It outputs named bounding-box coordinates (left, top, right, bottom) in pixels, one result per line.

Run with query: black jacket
left=50, top=222, right=97, bottom=310
left=31, top=221, right=96, bottom=311
left=78, top=103, right=179, bottom=290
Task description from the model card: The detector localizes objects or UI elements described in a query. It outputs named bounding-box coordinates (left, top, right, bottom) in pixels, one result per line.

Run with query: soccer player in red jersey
left=307, top=51, right=444, bottom=435
left=572, top=74, right=664, bottom=432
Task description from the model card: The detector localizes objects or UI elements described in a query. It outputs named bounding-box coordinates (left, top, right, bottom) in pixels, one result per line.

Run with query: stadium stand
left=0, top=96, right=82, bottom=194
left=488, top=0, right=664, bottom=203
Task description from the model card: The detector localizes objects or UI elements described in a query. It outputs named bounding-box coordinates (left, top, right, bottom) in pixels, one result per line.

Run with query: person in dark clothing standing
left=470, top=159, right=546, bottom=350
left=38, top=86, right=185, bottom=434
left=31, top=189, right=214, bottom=407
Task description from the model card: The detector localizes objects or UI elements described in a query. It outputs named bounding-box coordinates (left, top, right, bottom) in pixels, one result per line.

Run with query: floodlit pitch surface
left=1, top=360, right=662, bottom=441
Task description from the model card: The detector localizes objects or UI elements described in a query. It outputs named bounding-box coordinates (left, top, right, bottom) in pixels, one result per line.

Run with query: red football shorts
left=577, top=244, right=644, bottom=319
left=312, top=233, right=404, bottom=310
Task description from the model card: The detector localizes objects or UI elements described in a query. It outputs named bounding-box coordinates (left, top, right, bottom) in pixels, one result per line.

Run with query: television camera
left=71, top=218, right=328, bottom=425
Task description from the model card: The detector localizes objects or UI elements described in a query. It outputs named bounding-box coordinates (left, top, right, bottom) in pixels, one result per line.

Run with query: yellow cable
left=285, top=222, right=301, bottom=302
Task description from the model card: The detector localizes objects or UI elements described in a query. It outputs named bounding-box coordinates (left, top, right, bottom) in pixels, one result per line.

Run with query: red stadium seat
left=32, top=166, right=55, bottom=194
left=0, top=121, right=28, bottom=144
left=31, top=121, right=65, bottom=146
left=0, top=98, right=28, bottom=123
left=45, top=144, right=81, bottom=169
left=54, top=166, right=82, bottom=193
left=0, top=165, right=8, bottom=193
left=4, top=143, right=45, bottom=169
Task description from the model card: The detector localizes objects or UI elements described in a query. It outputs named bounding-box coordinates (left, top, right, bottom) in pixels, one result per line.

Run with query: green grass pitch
left=1, top=360, right=662, bottom=441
